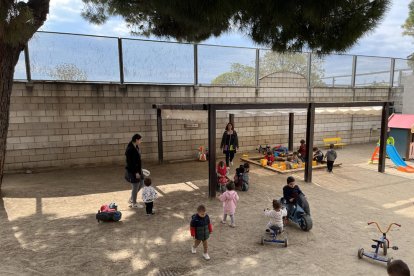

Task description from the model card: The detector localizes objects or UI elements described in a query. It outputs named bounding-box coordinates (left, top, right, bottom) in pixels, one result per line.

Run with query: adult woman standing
left=220, top=123, right=239, bottom=167
left=125, top=134, right=144, bottom=208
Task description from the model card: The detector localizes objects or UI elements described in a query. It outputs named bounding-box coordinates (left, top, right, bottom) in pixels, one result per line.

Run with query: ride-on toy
left=358, top=222, right=401, bottom=265
left=280, top=198, right=312, bottom=231
left=261, top=227, right=288, bottom=247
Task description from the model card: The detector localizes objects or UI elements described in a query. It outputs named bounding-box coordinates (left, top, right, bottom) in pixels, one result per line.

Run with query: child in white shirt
left=142, top=178, right=158, bottom=215
left=264, top=199, right=287, bottom=233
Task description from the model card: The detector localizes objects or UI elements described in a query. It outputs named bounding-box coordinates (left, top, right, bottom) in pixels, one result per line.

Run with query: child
left=325, top=144, right=337, bottom=173
left=285, top=156, right=294, bottom=170
left=283, top=176, right=310, bottom=215
left=141, top=178, right=157, bottom=215
left=292, top=152, right=303, bottom=166
left=387, top=259, right=411, bottom=276
left=298, top=139, right=306, bottom=161
left=242, top=163, right=250, bottom=191
left=216, top=161, right=228, bottom=193
left=190, top=205, right=213, bottom=260
left=313, top=147, right=324, bottom=163
left=264, top=199, right=287, bottom=233
left=266, top=151, right=275, bottom=166
left=218, top=182, right=239, bottom=227
left=234, top=165, right=245, bottom=190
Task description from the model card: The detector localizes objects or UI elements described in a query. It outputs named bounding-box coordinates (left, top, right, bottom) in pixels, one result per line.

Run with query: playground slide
left=386, top=144, right=414, bottom=173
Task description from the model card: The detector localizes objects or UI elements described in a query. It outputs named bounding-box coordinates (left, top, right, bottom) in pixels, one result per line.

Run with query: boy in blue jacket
left=190, top=205, right=213, bottom=260
left=283, top=176, right=310, bottom=215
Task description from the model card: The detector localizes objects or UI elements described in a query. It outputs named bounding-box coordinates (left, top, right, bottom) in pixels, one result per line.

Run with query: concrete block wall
left=6, top=72, right=388, bottom=171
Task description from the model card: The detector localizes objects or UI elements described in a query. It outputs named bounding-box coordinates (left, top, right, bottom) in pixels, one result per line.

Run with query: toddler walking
left=141, top=178, right=157, bottom=215
left=218, top=181, right=239, bottom=227
left=217, top=161, right=228, bottom=193
left=190, top=205, right=213, bottom=260
left=325, top=144, right=337, bottom=173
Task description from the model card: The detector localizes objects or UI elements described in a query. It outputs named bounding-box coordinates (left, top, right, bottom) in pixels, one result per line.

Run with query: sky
left=14, top=0, right=414, bottom=84
left=40, top=0, right=414, bottom=58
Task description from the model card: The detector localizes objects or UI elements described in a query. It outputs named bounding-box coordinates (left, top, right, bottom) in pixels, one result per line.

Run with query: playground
left=1, top=143, right=414, bottom=275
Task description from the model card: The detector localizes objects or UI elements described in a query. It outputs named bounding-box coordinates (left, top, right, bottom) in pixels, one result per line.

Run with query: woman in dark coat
left=220, top=123, right=239, bottom=167
left=125, top=133, right=144, bottom=208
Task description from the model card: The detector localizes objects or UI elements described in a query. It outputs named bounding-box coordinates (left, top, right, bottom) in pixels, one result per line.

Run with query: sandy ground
left=1, top=143, right=414, bottom=276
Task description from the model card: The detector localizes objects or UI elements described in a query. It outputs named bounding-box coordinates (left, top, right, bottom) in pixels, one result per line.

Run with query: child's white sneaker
left=230, top=161, right=233, bottom=166
left=129, top=203, right=143, bottom=209
left=191, top=246, right=197, bottom=254
left=230, top=223, right=236, bottom=228
left=203, top=253, right=210, bottom=260
left=221, top=220, right=226, bottom=224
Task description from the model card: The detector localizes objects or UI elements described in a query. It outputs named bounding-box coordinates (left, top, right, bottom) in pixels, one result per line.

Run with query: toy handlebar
left=368, top=222, right=401, bottom=233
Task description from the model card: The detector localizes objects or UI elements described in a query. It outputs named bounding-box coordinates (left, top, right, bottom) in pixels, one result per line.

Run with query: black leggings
left=224, top=151, right=235, bottom=166
left=145, top=202, right=153, bottom=214
left=327, top=161, right=334, bottom=172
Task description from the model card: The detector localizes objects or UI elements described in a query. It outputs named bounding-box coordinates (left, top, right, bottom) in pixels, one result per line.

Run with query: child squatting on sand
left=190, top=205, right=213, bottom=260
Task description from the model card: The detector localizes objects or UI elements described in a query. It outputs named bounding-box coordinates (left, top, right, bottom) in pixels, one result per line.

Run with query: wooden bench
left=323, top=137, right=347, bottom=149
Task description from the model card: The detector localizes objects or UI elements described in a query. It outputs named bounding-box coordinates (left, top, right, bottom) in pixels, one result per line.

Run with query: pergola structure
left=153, top=101, right=390, bottom=198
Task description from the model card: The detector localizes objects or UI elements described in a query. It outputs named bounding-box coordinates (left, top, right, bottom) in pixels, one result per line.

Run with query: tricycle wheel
left=261, top=236, right=265, bottom=245
left=383, top=239, right=388, bottom=256
left=300, top=215, right=313, bottom=231
left=358, top=248, right=364, bottom=259
left=284, top=239, right=288, bottom=248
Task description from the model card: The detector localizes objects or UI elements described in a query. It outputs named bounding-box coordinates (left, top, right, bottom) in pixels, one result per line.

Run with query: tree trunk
left=0, top=43, right=21, bottom=190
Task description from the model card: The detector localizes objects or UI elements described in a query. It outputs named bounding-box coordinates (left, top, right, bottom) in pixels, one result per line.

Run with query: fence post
left=194, top=44, right=198, bottom=86
left=255, top=48, right=260, bottom=90
left=307, top=53, right=312, bottom=102
left=351, top=55, right=357, bottom=88
left=118, top=38, right=124, bottom=84
left=24, top=43, right=32, bottom=82
left=389, top=58, right=395, bottom=88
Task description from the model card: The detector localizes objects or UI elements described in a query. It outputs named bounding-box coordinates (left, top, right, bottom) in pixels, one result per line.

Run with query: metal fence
left=14, top=31, right=413, bottom=88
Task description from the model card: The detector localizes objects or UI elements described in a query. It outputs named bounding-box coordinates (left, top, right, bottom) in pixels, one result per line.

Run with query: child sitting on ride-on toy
left=283, top=176, right=310, bottom=216
left=264, top=199, right=287, bottom=234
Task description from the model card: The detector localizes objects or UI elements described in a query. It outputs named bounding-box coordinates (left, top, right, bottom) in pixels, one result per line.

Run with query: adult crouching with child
left=125, top=134, right=144, bottom=208
left=220, top=123, right=239, bottom=167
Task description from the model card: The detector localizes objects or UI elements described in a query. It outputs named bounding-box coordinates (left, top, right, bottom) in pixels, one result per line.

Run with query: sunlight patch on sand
left=171, top=226, right=191, bottom=243
left=107, top=249, right=133, bottom=261
left=131, top=257, right=150, bottom=271
left=156, top=182, right=199, bottom=194
left=394, top=205, right=414, bottom=218
left=383, top=198, right=414, bottom=209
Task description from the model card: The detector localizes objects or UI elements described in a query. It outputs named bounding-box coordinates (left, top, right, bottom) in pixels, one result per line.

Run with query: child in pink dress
left=218, top=181, right=239, bottom=228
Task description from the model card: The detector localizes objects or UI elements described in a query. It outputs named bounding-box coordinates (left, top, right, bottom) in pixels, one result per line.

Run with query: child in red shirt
left=298, top=139, right=306, bottom=161
left=266, top=151, right=275, bottom=166
left=217, top=161, right=228, bottom=193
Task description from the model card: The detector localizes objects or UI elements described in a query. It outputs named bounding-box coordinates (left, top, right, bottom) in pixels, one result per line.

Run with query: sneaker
left=230, top=161, right=233, bottom=166
left=128, top=198, right=133, bottom=204
left=129, top=203, right=143, bottom=209
left=221, top=220, right=226, bottom=224
left=191, top=246, right=197, bottom=254
left=203, top=253, right=210, bottom=260
left=230, top=223, right=236, bottom=228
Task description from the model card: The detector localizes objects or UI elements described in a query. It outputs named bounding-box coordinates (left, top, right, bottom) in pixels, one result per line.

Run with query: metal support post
left=194, top=44, right=198, bottom=86
left=24, top=44, right=31, bottom=82
left=288, top=113, right=294, bottom=152
left=304, top=103, right=315, bottom=182
left=229, top=114, right=234, bottom=128
left=208, top=105, right=217, bottom=198
left=351, top=55, right=357, bottom=88
left=389, top=58, right=395, bottom=88
left=157, top=109, right=163, bottom=164
left=118, top=38, right=124, bottom=84
left=307, top=53, right=312, bottom=102
left=255, top=49, right=260, bottom=90
left=378, top=102, right=389, bottom=173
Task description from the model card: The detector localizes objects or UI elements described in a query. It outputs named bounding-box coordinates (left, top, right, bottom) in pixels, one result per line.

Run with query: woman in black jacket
left=220, top=123, right=239, bottom=167
left=125, top=133, right=144, bottom=208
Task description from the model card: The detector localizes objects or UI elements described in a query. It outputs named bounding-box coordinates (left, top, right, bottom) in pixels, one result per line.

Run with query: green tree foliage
left=212, top=52, right=324, bottom=86
left=82, top=0, right=390, bottom=54
left=402, top=1, right=414, bottom=36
